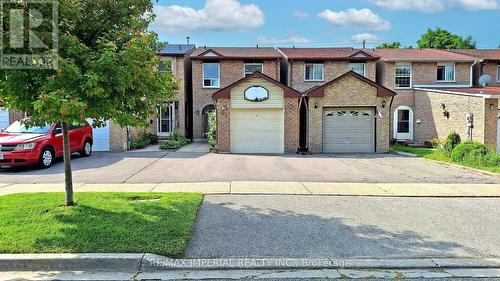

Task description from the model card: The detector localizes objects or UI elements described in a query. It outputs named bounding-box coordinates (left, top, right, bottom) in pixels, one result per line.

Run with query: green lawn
left=0, top=192, right=203, bottom=257
left=392, top=144, right=500, bottom=173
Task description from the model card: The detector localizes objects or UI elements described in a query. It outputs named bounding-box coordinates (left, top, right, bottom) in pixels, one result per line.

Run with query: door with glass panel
left=157, top=103, right=176, bottom=137
left=393, top=106, right=413, bottom=140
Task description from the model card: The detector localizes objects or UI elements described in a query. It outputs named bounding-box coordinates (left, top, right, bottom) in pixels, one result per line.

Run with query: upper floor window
left=395, top=64, right=411, bottom=88
left=159, top=60, right=171, bottom=72
left=497, top=64, right=500, bottom=81
left=349, top=63, right=366, bottom=77
left=305, top=64, right=324, bottom=81
left=244, top=63, right=263, bottom=77
left=437, top=64, right=455, bottom=82
left=203, top=63, right=220, bottom=88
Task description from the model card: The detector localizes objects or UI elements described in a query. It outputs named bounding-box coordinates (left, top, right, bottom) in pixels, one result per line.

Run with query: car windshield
left=3, top=121, right=52, bottom=134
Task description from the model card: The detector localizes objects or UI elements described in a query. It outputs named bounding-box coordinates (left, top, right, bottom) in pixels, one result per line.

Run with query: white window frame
left=394, top=63, right=412, bottom=89
left=349, top=62, right=366, bottom=77
left=202, top=63, right=220, bottom=88
left=244, top=63, right=264, bottom=77
left=436, top=63, right=455, bottom=82
left=304, top=63, right=324, bottom=82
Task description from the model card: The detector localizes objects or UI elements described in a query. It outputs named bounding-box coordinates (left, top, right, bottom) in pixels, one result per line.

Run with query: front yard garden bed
left=0, top=192, right=203, bottom=257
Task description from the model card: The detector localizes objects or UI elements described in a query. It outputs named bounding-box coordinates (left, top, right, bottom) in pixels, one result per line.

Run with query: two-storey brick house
left=276, top=48, right=396, bottom=153
left=189, top=47, right=282, bottom=141
left=368, top=49, right=479, bottom=143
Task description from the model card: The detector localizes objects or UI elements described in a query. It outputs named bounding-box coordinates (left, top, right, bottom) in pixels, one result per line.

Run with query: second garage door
left=230, top=108, right=284, bottom=154
left=323, top=107, right=375, bottom=153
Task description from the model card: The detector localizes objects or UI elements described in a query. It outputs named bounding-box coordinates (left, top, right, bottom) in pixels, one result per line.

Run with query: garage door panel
left=323, top=107, right=375, bottom=153
left=230, top=109, right=284, bottom=154
left=0, top=109, right=9, bottom=129
left=87, top=119, right=110, bottom=152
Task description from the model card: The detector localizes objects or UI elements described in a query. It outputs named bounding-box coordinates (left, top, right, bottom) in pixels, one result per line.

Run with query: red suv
left=0, top=121, right=93, bottom=168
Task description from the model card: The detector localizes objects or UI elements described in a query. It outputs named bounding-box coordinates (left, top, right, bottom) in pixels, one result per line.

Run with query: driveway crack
left=123, top=151, right=169, bottom=183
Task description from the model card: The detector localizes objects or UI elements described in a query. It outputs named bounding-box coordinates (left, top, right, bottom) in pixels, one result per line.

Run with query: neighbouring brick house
left=189, top=47, right=282, bottom=140
left=451, top=49, right=500, bottom=86
left=278, top=48, right=394, bottom=153
left=367, top=48, right=480, bottom=144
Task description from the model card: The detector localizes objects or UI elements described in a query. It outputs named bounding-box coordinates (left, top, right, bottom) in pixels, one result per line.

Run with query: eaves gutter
left=414, top=87, right=498, bottom=99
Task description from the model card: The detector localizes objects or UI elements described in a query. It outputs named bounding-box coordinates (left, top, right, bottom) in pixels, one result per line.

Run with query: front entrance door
left=202, top=105, right=215, bottom=138
left=158, top=103, right=176, bottom=137
left=393, top=106, right=414, bottom=140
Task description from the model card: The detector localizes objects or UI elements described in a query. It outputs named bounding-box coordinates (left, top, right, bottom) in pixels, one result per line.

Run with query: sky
left=151, top=0, right=500, bottom=49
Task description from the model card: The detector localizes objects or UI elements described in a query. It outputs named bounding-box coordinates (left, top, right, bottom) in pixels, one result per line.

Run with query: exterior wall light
left=314, top=101, right=319, bottom=109
left=381, top=100, right=386, bottom=108
left=489, top=103, right=495, bottom=111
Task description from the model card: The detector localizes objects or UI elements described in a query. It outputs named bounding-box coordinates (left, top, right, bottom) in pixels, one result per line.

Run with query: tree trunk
left=62, top=122, right=74, bottom=206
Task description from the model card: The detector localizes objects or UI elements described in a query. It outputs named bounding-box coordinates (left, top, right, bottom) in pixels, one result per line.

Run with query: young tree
left=0, top=0, right=178, bottom=206
left=376, top=41, right=402, bottom=49
left=417, top=28, right=476, bottom=49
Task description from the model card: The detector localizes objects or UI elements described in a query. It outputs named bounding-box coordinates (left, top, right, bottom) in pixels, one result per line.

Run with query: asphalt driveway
left=0, top=147, right=499, bottom=184
left=186, top=195, right=500, bottom=258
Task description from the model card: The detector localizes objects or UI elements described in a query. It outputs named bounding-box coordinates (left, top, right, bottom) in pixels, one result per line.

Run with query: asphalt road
left=0, top=150, right=499, bottom=184
left=186, top=195, right=500, bottom=258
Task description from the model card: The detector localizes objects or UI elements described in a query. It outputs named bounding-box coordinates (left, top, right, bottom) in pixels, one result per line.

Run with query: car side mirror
left=53, top=128, right=62, bottom=135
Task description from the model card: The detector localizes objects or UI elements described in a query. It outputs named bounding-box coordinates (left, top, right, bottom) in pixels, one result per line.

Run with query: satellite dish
left=479, top=74, right=493, bottom=87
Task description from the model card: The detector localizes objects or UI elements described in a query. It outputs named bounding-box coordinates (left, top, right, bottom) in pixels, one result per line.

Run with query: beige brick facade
left=307, top=75, right=391, bottom=153
left=413, top=91, right=498, bottom=150
left=287, top=60, right=376, bottom=92
left=192, top=59, right=280, bottom=140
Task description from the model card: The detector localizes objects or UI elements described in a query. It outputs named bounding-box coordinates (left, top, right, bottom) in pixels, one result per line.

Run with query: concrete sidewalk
left=1, top=181, right=500, bottom=197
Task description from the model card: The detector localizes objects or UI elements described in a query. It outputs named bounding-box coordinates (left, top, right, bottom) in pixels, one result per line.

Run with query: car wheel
left=80, top=140, right=92, bottom=157
left=38, top=147, right=54, bottom=169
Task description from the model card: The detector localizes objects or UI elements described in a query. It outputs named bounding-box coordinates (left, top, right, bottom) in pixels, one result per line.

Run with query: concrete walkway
left=1, top=181, right=500, bottom=197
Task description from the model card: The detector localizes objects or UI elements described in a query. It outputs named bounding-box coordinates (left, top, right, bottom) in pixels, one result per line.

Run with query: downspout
left=470, top=60, right=479, bottom=87
left=290, top=59, right=293, bottom=87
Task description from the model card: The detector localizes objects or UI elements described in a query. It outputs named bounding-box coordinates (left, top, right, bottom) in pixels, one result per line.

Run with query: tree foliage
left=0, top=0, right=178, bottom=205
left=376, top=41, right=401, bottom=49
left=417, top=28, right=476, bottom=49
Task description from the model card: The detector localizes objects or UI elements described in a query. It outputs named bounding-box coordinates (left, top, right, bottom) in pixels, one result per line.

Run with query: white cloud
left=318, top=8, right=391, bottom=31
left=256, top=33, right=311, bottom=45
left=351, top=33, right=380, bottom=42
left=151, top=0, right=264, bottom=34
left=450, top=0, right=498, bottom=10
left=372, top=0, right=445, bottom=12
left=293, top=10, right=310, bottom=18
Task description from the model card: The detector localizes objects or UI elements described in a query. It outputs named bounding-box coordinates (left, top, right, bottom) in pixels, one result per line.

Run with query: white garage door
left=323, top=108, right=375, bottom=153
left=230, top=109, right=284, bottom=154
left=87, top=119, right=110, bottom=152
left=0, top=109, right=9, bottom=130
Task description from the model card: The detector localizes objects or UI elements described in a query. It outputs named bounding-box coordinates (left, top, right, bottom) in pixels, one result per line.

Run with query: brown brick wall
left=413, top=91, right=486, bottom=144
left=284, top=98, right=300, bottom=152
left=412, top=62, right=471, bottom=85
left=109, top=121, right=128, bottom=152
left=482, top=62, right=500, bottom=85
left=215, top=98, right=230, bottom=152
left=8, top=110, right=24, bottom=124
left=192, top=59, right=280, bottom=139
left=483, top=98, right=498, bottom=150
left=288, top=60, right=376, bottom=92
left=307, top=75, right=390, bottom=153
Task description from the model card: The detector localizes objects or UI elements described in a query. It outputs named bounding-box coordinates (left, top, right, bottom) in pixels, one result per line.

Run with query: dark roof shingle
left=365, top=48, right=477, bottom=62
left=450, top=49, right=500, bottom=61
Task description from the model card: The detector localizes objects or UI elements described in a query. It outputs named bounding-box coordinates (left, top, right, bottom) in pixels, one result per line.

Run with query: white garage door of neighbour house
left=323, top=108, right=375, bottom=153
left=87, top=119, right=110, bottom=152
left=0, top=109, right=9, bottom=130
left=230, top=109, right=284, bottom=154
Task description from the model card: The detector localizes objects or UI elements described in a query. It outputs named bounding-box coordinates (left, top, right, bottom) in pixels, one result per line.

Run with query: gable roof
left=450, top=49, right=500, bottom=61
left=278, top=48, right=379, bottom=61
left=305, top=71, right=397, bottom=97
left=159, top=44, right=195, bottom=56
left=212, top=72, right=302, bottom=100
left=190, top=47, right=282, bottom=60
left=365, top=48, right=477, bottom=62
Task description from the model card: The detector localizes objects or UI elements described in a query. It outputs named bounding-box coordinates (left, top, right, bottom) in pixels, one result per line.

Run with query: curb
left=2, top=254, right=500, bottom=272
